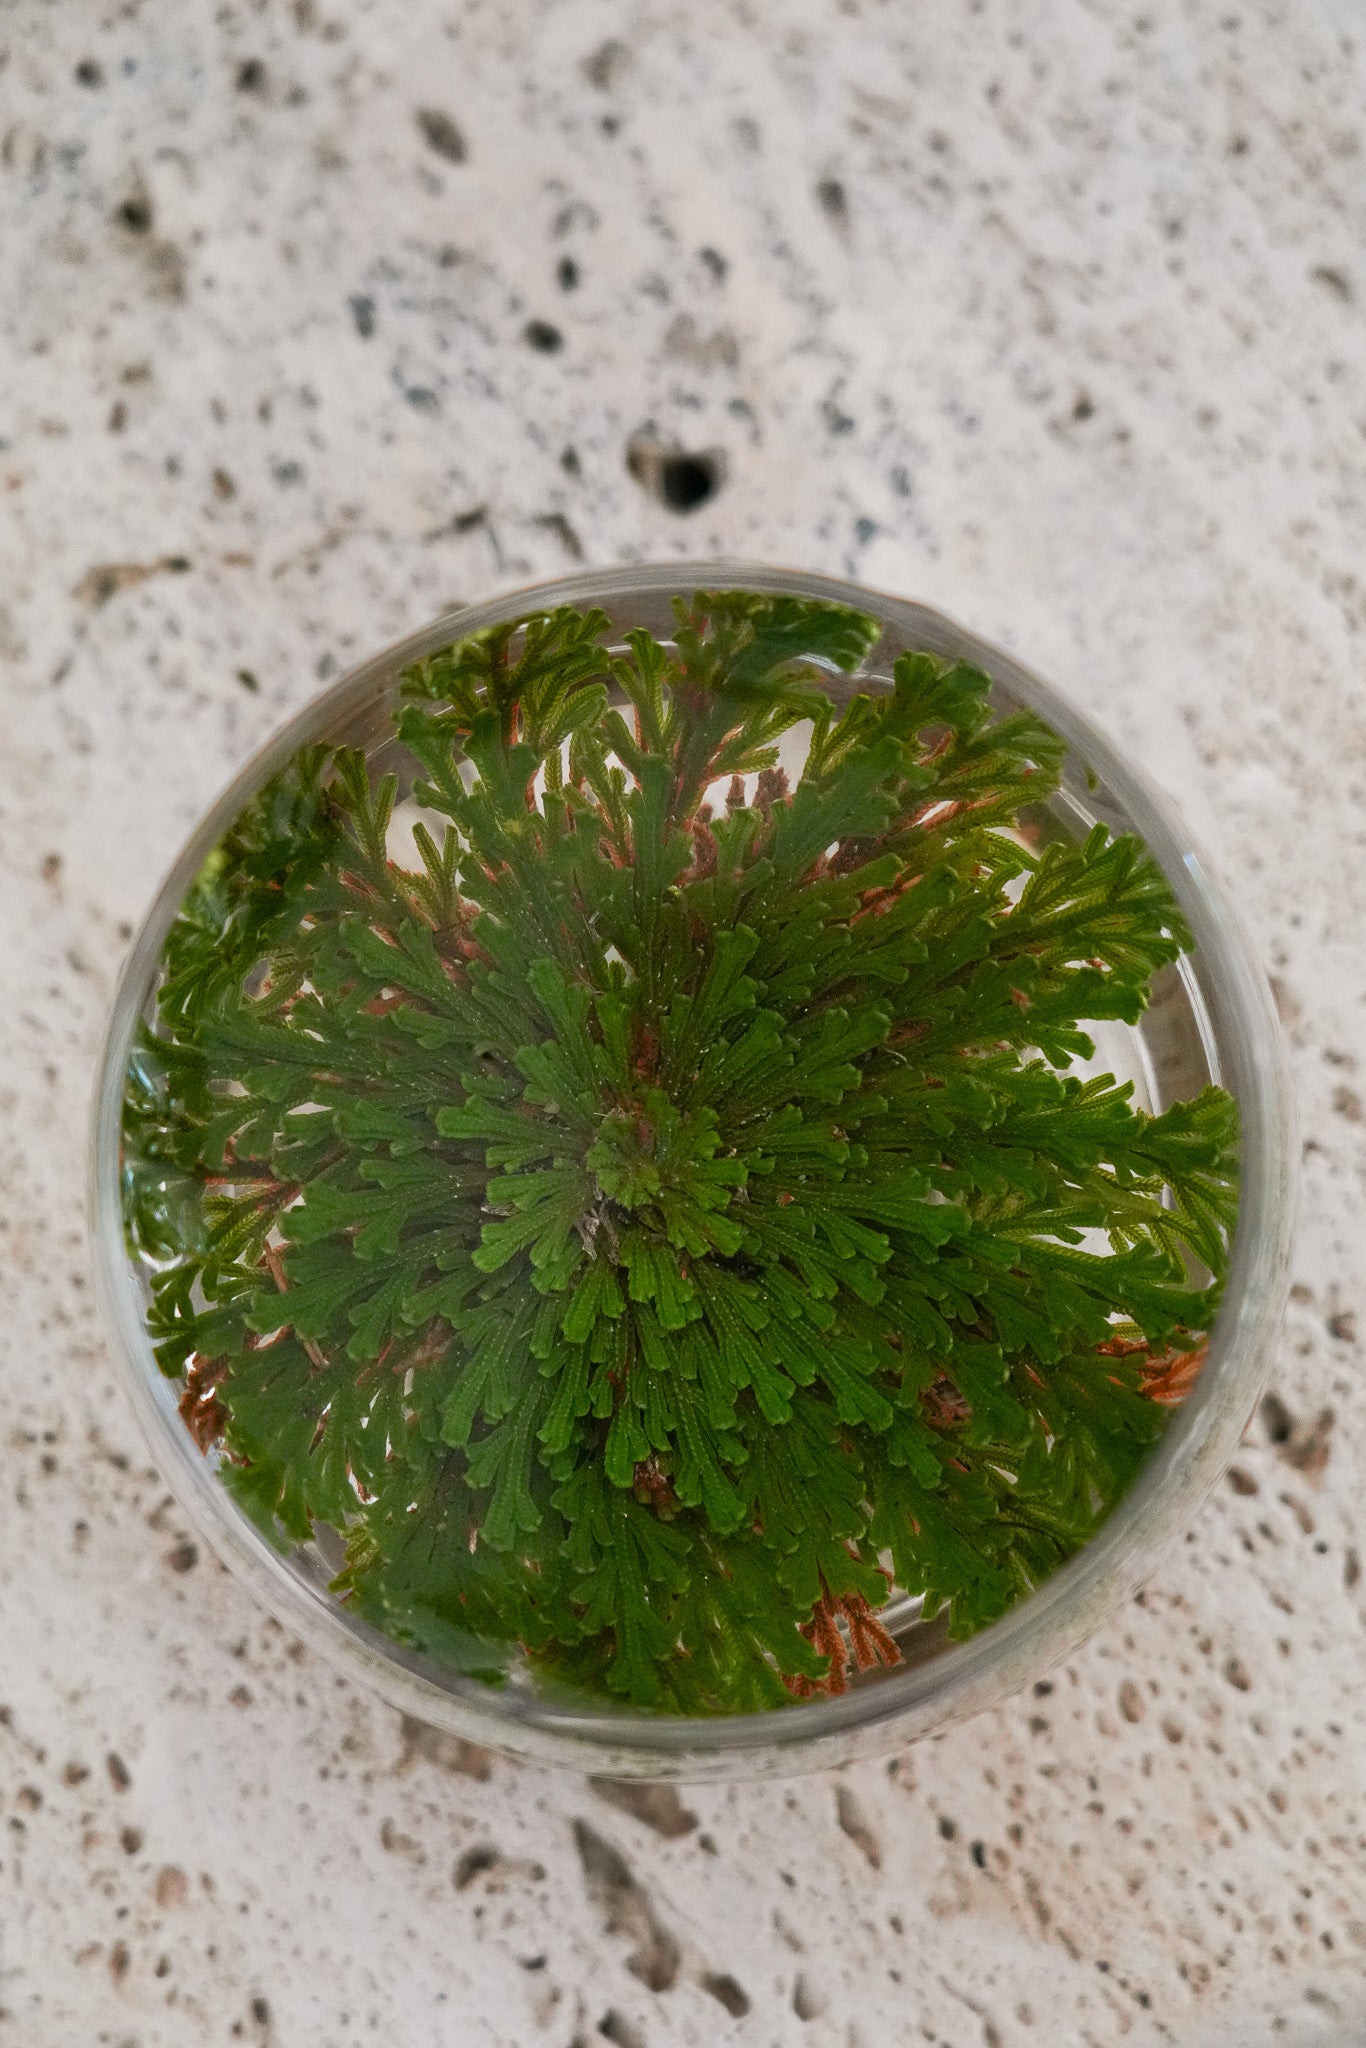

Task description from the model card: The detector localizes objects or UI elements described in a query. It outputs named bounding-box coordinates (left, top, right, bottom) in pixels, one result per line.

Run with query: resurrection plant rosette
left=121, top=591, right=1238, bottom=1715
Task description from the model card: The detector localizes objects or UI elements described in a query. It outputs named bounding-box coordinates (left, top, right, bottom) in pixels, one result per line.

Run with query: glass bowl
left=90, top=562, right=1294, bottom=1779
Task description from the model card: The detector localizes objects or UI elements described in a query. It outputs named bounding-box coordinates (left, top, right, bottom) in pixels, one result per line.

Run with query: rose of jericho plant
left=121, top=592, right=1238, bottom=1714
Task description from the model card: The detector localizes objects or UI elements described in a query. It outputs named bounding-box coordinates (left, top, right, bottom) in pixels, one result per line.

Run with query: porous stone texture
left=2, top=2, right=1365, bottom=2042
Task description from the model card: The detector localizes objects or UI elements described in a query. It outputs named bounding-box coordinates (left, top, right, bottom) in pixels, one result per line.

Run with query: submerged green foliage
left=122, top=591, right=1238, bottom=1714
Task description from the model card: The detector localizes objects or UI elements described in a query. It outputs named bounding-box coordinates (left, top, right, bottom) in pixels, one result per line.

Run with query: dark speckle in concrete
left=415, top=107, right=467, bottom=164
left=523, top=319, right=564, bottom=353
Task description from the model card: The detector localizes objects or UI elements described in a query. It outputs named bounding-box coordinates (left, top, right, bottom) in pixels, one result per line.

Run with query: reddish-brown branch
left=260, top=1240, right=330, bottom=1372
left=631, top=1019, right=660, bottom=1083
left=179, top=1356, right=230, bottom=1454
left=843, top=1593, right=902, bottom=1677
left=400, top=1324, right=455, bottom=1376
left=1139, top=1342, right=1208, bottom=1407
left=1096, top=1333, right=1209, bottom=1408
left=784, top=1585, right=903, bottom=1699
left=755, top=765, right=790, bottom=812
left=908, top=796, right=966, bottom=834
left=921, top=1374, right=970, bottom=1430
left=686, top=817, right=718, bottom=880
left=851, top=869, right=924, bottom=923
left=338, top=869, right=382, bottom=903
left=632, top=1454, right=680, bottom=1517
left=200, top=1173, right=298, bottom=1208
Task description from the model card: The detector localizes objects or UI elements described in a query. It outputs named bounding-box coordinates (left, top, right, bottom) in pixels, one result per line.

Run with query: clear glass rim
left=90, top=560, right=1295, bottom=1779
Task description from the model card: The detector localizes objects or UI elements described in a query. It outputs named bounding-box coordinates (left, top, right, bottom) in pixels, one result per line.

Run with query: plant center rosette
left=122, top=592, right=1238, bottom=1714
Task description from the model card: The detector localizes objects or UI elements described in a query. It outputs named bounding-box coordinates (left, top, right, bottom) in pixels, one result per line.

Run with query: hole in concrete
left=115, top=192, right=153, bottom=234
left=415, top=107, right=467, bottom=163
left=626, top=434, right=725, bottom=514
left=702, top=1972, right=751, bottom=2017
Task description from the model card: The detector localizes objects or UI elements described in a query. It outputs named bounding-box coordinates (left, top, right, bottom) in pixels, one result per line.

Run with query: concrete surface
left=3, top=1, right=1366, bottom=2042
